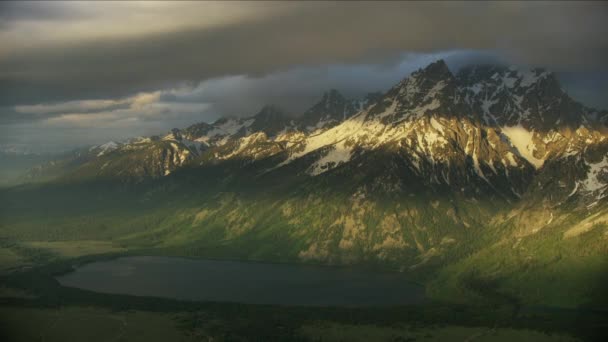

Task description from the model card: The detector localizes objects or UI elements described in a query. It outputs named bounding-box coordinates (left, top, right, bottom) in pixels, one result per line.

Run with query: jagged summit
left=175, top=60, right=604, bottom=150
left=456, top=64, right=508, bottom=85
left=396, top=59, right=455, bottom=92
left=413, top=59, right=453, bottom=81
left=457, top=63, right=589, bottom=130
left=249, top=105, right=291, bottom=136
left=298, top=89, right=358, bottom=131
left=366, top=59, right=463, bottom=122
left=456, top=63, right=553, bottom=84
left=309, top=89, right=349, bottom=114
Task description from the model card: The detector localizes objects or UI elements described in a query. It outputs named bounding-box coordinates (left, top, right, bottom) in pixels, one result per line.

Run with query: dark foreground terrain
left=0, top=244, right=606, bottom=341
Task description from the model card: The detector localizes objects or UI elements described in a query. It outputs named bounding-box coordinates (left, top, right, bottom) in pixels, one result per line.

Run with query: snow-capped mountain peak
left=28, top=60, right=608, bottom=208
left=457, top=64, right=589, bottom=130
left=90, top=141, right=119, bottom=156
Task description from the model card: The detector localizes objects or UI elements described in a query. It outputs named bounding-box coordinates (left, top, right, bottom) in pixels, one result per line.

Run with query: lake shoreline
left=2, top=252, right=605, bottom=341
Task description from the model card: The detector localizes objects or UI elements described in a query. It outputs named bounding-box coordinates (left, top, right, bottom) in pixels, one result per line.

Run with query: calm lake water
left=57, top=256, right=426, bottom=307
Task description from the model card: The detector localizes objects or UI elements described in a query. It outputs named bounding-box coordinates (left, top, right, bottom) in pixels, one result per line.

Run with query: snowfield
left=501, top=125, right=545, bottom=169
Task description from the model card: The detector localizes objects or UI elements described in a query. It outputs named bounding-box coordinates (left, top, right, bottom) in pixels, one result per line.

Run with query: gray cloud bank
left=0, top=1, right=607, bottom=152
left=1, top=1, right=607, bottom=106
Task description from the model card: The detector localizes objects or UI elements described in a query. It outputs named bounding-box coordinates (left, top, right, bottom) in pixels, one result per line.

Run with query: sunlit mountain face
left=1, top=2, right=607, bottom=342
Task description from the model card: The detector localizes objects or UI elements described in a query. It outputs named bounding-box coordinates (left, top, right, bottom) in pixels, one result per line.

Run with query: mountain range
left=3, top=60, right=608, bottom=308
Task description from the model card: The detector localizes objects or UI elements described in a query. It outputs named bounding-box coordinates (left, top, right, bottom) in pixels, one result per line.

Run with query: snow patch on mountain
left=92, top=141, right=119, bottom=156
left=412, top=99, right=442, bottom=120
left=181, top=139, right=205, bottom=153
left=192, top=118, right=254, bottom=146
left=519, top=69, right=549, bottom=88
left=430, top=117, right=444, bottom=133
left=581, top=156, right=608, bottom=192
left=221, top=132, right=268, bottom=160
left=308, top=141, right=353, bottom=176
left=472, top=148, right=489, bottom=183
left=284, top=113, right=367, bottom=164
left=501, top=125, right=545, bottom=169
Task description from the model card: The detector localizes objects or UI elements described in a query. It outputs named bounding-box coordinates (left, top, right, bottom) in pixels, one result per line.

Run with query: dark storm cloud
left=1, top=1, right=607, bottom=107
left=0, top=1, right=88, bottom=25
left=1, top=1, right=607, bottom=152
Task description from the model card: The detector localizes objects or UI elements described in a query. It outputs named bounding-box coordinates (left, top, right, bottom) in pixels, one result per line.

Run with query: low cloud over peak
left=0, top=1, right=607, bottom=152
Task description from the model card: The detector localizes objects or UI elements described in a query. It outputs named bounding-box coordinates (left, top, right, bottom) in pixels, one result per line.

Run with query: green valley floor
left=0, top=239, right=606, bottom=342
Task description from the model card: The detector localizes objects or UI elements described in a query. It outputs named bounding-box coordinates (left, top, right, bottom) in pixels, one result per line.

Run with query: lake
left=57, top=256, right=426, bottom=307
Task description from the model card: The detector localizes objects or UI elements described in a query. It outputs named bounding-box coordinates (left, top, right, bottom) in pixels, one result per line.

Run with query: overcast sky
left=1, top=1, right=607, bottom=153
